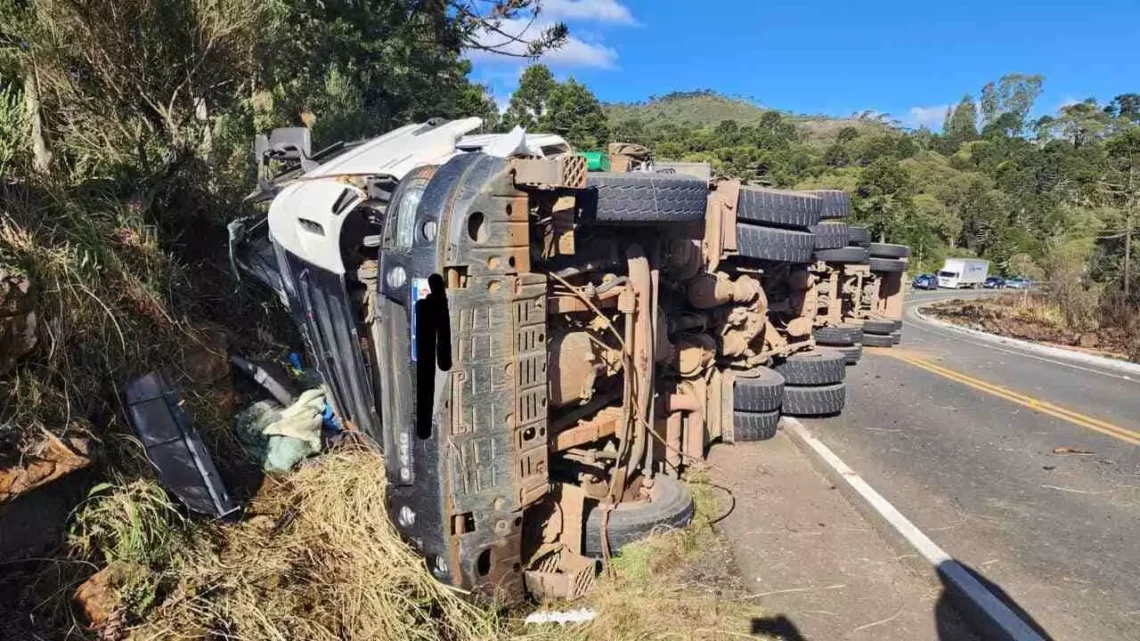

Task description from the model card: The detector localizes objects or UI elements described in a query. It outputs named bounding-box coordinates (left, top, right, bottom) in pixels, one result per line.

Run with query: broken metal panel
left=124, top=371, right=239, bottom=518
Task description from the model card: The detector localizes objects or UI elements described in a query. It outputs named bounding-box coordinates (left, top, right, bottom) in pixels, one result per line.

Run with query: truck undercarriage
left=232, top=120, right=911, bottom=603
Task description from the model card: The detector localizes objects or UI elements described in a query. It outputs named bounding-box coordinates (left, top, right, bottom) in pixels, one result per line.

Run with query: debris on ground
left=1052, top=447, right=1096, bottom=455
left=230, top=354, right=298, bottom=406
left=125, top=370, right=239, bottom=518
left=235, top=387, right=327, bottom=473
left=524, top=608, right=598, bottom=625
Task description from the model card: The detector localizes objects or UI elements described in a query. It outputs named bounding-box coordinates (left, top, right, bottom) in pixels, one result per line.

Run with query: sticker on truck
left=409, top=277, right=431, bottom=362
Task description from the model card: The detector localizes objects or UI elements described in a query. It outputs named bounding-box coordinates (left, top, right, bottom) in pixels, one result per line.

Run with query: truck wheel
left=812, top=246, right=869, bottom=263
left=808, top=190, right=850, bottom=219
left=862, top=319, right=901, bottom=334
left=812, top=324, right=863, bottom=346
left=737, top=187, right=823, bottom=229
left=869, top=257, right=907, bottom=273
left=867, top=243, right=912, bottom=259
left=733, top=367, right=784, bottom=412
left=729, top=410, right=780, bottom=442
left=847, top=226, right=872, bottom=247
left=861, top=333, right=894, bottom=347
left=583, top=474, right=695, bottom=558
left=773, top=348, right=846, bottom=385
left=737, top=224, right=815, bottom=263
left=810, top=222, right=850, bottom=249
left=782, top=382, right=846, bottom=416
left=836, top=343, right=862, bottom=365
left=582, top=172, right=707, bottom=224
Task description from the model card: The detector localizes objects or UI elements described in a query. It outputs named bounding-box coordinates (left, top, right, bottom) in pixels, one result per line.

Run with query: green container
left=581, top=151, right=610, bottom=172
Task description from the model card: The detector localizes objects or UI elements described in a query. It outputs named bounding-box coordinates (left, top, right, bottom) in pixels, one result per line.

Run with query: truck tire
left=869, top=257, right=907, bottom=273
left=737, top=224, right=815, bottom=263
left=782, top=382, right=846, bottom=416
left=808, top=190, right=850, bottom=219
left=583, top=474, right=694, bottom=558
left=813, top=324, right=863, bottom=346
left=862, top=319, right=901, bottom=334
left=737, top=187, right=822, bottom=229
left=729, top=410, right=780, bottom=442
left=867, top=243, right=912, bottom=259
left=582, top=172, right=707, bottom=224
left=848, top=226, right=872, bottom=247
left=810, top=222, right=850, bottom=249
left=813, top=246, right=869, bottom=263
left=773, top=348, right=846, bottom=386
left=861, top=333, right=894, bottom=347
left=836, top=343, right=862, bottom=365
left=733, top=367, right=784, bottom=412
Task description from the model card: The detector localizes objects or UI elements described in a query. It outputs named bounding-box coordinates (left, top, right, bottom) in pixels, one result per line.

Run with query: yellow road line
left=880, top=351, right=1140, bottom=447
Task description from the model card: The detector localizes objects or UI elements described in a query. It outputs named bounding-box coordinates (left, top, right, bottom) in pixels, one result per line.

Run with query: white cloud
left=468, top=19, right=619, bottom=69
left=542, top=0, right=638, bottom=25
left=906, top=104, right=951, bottom=130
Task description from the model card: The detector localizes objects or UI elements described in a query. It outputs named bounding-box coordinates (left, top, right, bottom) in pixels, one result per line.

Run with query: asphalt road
left=806, top=288, right=1140, bottom=641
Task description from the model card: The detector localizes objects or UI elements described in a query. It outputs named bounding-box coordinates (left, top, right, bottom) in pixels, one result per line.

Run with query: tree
left=1102, top=127, right=1140, bottom=297
left=1104, top=94, right=1140, bottom=124
left=856, top=158, right=916, bottom=241
left=504, top=64, right=556, bottom=129
left=943, top=95, right=980, bottom=149
left=979, top=74, right=1044, bottom=134
left=541, top=79, right=608, bottom=149
left=1050, top=100, right=1113, bottom=147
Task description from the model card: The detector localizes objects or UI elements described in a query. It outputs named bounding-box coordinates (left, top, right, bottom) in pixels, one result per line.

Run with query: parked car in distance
left=1006, top=276, right=1031, bottom=289
left=984, top=276, right=1006, bottom=289
left=913, top=273, right=937, bottom=290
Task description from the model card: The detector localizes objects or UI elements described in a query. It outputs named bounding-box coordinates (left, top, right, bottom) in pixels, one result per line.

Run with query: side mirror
left=268, top=127, right=312, bottom=161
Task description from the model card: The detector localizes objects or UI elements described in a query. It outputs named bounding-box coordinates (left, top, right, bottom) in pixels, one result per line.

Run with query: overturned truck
left=232, top=120, right=910, bottom=602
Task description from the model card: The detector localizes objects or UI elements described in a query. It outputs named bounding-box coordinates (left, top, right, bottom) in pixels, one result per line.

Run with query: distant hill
left=603, top=91, right=898, bottom=144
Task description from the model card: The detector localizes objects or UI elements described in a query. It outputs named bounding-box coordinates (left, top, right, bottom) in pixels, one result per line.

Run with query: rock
left=73, top=561, right=138, bottom=632
left=0, top=435, right=91, bottom=504
left=0, top=272, right=37, bottom=374
left=1078, top=333, right=1098, bottom=348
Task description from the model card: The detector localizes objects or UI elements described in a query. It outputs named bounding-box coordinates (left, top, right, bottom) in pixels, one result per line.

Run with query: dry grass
left=129, top=447, right=498, bottom=641
left=50, top=452, right=757, bottom=641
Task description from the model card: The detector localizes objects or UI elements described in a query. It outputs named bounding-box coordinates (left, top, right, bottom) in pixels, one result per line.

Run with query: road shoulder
left=708, top=432, right=977, bottom=641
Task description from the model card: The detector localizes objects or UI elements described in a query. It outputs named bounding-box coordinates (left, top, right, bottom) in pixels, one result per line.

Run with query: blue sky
left=469, top=0, right=1140, bottom=129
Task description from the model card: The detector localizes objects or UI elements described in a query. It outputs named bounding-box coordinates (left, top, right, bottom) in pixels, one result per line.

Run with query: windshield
left=938, top=271, right=957, bottom=278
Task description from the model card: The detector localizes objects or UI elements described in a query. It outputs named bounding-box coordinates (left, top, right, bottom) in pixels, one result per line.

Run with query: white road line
left=902, top=301, right=1140, bottom=384
left=782, top=417, right=1046, bottom=641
